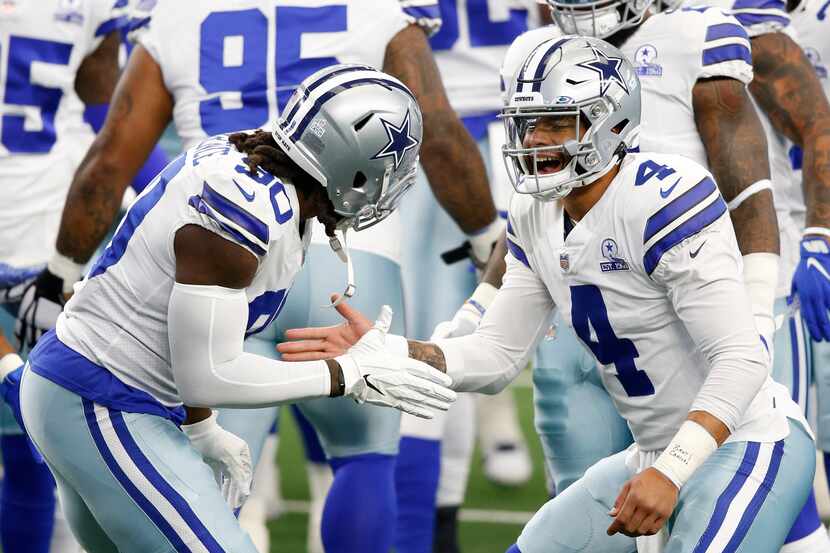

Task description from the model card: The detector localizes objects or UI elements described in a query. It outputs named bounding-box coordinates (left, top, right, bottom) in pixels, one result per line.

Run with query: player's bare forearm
left=481, top=235, right=508, bottom=289
left=693, top=77, right=778, bottom=255
left=75, top=32, right=120, bottom=103
left=57, top=46, right=173, bottom=263
left=749, top=32, right=830, bottom=229
left=687, top=410, right=730, bottom=446
left=383, top=25, right=497, bottom=233
left=407, top=341, right=447, bottom=373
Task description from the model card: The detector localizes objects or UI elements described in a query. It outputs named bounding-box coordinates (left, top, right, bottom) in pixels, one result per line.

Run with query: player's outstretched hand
left=792, top=235, right=830, bottom=341
left=278, top=293, right=372, bottom=361
left=181, top=412, right=252, bottom=514
left=15, top=268, right=67, bottom=351
left=336, top=306, right=457, bottom=419
left=607, top=467, right=678, bottom=538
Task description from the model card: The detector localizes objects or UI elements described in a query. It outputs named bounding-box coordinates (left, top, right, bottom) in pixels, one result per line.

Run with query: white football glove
left=335, top=306, right=457, bottom=419
left=431, top=283, right=498, bottom=340
left=181, top=412, right=252, bottom=513
left=468, top=218, right=506, bottom=268
left=0, top=263, right=42, bottom=305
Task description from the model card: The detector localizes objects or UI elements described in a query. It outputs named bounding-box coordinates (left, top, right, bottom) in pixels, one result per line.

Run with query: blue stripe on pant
left=515, top=420, right=814, bottom=553
left=20, top=369, right=256, bottom=553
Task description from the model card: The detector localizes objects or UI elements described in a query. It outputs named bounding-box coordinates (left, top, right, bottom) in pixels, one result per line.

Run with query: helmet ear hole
left=353, top=171, right=367, bottom=189
left=354, top=113, right=374, bottom=132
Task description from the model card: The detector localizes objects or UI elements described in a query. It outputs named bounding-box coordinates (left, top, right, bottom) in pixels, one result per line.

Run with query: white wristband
left=727, top=179, right=772, bottom=211
left=0, top=354, right=23, bottom=380
left=651, top=420, right=718, bottom=489
left=47, top=252, right=84, bottom=295
left=467, top=282, right=498, bottom=315
left=803, top=227, right=830, bottom=240
left=468, top=218, right=507, bottom=264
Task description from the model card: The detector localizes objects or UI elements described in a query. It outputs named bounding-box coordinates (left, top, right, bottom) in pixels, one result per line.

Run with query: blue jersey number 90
left=1, top=37, right=73, bottom=153
left=430, top=0, right=528, bottom=51
left=198, top=6, right=346, bottom=136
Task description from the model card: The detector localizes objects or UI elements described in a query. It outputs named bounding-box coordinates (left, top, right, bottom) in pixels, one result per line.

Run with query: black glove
left=15, top=268, right=66, bottom=351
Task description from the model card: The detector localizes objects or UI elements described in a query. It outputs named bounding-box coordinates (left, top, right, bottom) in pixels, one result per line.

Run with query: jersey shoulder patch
left=186, top=136, right=296, bottom=258
left=623, top=154, right=727, bottom=275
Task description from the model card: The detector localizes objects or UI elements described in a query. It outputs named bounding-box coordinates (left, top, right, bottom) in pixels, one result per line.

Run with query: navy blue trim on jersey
left=89, top=154, right=186, bottom=280
left=126, top=16, right=151, bottom=33
left=702, top=44, right=752, bottom=66
left=644, top=194, right=727, bottom=275
left=643, top=176, right=717, bottom=244
left=401, top=3, right=441, bottom=21
left=29, top=331, right=186, bottom=425
left=95, top=15, right=129, bottom=37
left=507, top=237, right=532, bottom=270
left=507, top=219, right=517, bottom=237
left=289, top=77, right=416, bottom=141
left=279, top=65, right=375, bottom=129
left=705, top=23, right=749, bottom=41
left=732, top=0, right=785, bottom=10
left=187, top=196, right=267, bottom=257
left=730, top=11, right=789, bottom=27
left=112, top=0, right=128, bottom=7
left=199, top=182, right=269, bottom=244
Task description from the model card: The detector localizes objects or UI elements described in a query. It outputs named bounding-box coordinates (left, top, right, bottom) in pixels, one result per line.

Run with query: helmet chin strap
left=327, top=228, right=356, bottom=308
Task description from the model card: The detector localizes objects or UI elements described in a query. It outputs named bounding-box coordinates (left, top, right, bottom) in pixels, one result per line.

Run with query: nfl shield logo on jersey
left=600, top=238, right=630, bottom=272
left=55, top=0, right=84, bottom=24
left=560, top=253, right=570, bottom=272
left=634, top=44, right=662, bottom=77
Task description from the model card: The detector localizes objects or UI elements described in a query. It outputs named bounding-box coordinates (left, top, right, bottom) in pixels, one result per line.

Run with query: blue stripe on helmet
left=280, top=64, right=376, bottom=129
left=643, top=176, right=717, bottom=244
left=289, top=77, right=416, bottom=141
left=531, top=38, right=572, bottom=92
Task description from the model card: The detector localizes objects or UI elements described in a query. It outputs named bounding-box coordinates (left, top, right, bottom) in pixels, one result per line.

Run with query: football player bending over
left=13, top=66, right=455, bottom=553
left=280, top=38, right=815, bottom=552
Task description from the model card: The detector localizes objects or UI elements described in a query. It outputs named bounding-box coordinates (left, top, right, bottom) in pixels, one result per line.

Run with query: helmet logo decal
left=372, top=109, right=419, bottom=170
left=575, top=45, right=630, bottom=96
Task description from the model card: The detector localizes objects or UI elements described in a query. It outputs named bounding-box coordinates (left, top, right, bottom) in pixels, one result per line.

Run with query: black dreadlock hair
left=228, top=130, right=339, bottom=236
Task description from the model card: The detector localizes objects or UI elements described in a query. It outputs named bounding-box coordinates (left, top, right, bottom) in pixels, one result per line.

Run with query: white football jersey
left=56, top=134, right=311, bottom=407
left=621, top=7, right=753, bottom=167
left=137, top=0, right=432, bottom=263
left=506, top=152, right=790, bottom=450
left=429, top=0, right=532, bottom=119
left=0, top=0, right=127, bottom=266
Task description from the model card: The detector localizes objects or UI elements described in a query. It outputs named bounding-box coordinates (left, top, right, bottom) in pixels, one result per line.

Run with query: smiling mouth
left=532, top=152, right=570, bottom=175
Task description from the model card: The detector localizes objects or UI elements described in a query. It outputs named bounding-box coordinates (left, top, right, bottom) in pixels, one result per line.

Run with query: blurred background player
left=18, top=1, right=500, bottom=552
left=397, top=2, right=538, bottom=552
left=0, top=2, right=126, bottom=552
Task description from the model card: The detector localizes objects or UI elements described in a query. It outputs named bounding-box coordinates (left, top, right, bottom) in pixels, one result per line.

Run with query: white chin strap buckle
left=327, top=229, right=356, bottom=308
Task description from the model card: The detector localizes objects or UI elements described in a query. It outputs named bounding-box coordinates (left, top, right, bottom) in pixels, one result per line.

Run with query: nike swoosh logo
left=363, top=375, right=384, bottom=396
left=690, top=240, right=706, bottom=258
left=233, top=180, right=255, bottom=202
left=659, top=177, right=682, bottom=199
left=807, top=257, right=830, bottom=281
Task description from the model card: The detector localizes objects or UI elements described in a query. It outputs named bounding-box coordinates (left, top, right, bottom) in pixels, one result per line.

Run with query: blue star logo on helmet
left=576, top=45, right=630, bottom=96
left=372, top=109, right=419, bottom=170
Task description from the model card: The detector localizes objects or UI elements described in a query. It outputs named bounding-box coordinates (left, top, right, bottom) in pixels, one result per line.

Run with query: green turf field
left=268, top=385, right=547, bottom=552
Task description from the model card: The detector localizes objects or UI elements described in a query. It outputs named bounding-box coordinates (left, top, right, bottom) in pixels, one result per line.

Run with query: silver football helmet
left=501, top=36, right=640, bottom=201
left=545, top=0, right=654, bottom=38
left=273, top=64, right=423, bottom=232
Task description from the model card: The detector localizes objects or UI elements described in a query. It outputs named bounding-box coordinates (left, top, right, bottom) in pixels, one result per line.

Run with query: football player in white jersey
left=15, top=1, right=500, bottom=552
left=396, top=2, right=534, bottom=551
left=280, top=36, right=817, bottom=553
left=13, top=65, right=456, bottom=553
left=0, top=2, right=127, bottom=552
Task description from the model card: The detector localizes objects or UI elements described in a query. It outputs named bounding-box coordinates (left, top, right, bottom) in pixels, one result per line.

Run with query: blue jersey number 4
left=571, top=285, right=655, bottom=397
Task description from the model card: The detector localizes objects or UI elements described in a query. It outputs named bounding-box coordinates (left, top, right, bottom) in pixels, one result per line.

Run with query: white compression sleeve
left=741, top=253, right=778, bottom=358
left=168, top=283, right=330, bottom=408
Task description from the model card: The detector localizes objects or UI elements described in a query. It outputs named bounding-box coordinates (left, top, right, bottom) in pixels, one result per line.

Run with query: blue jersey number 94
left=198, top=6, right=346, bottom=136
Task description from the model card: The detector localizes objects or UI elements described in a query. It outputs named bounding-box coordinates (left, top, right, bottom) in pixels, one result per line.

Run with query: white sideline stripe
left=280, top=500, right=534, bottom=525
